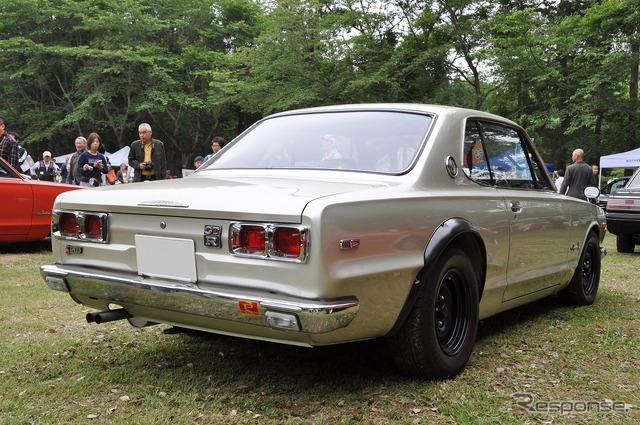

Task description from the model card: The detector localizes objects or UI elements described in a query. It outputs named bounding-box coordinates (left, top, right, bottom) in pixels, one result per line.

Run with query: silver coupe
left=41, top=104, right=606, bottom=379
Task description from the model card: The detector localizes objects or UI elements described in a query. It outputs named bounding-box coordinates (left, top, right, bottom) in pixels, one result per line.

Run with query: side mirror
left=584, top=186, right=600, bottom=200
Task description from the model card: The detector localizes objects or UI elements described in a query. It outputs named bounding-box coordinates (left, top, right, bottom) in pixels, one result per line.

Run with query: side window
left=479, top=122, right=532, bottom=188
left=463, top=121, right=491, bottom=183
left=611, top=180, right=626, bottom=192
left=464, top=120, right=550, bottom=190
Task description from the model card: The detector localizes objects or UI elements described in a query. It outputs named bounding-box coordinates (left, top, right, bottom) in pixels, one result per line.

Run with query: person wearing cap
left=32, top=150, right=60, bottom=181
left=193, top=156, right=204, bottom=169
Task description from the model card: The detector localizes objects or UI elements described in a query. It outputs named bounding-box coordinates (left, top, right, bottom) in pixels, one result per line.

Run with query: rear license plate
left=135, top=235, right=197, bottom=282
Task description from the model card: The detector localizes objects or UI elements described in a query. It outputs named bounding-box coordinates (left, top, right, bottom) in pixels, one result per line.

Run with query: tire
left=388, top=248, right=479, bottom=380
left=616, top=234, right=635, bottom=253
left=558, top=233, right=601, bottom=305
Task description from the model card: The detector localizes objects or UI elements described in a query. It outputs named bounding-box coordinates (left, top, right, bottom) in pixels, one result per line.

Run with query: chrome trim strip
left=40, top=264, right=358, bottom=334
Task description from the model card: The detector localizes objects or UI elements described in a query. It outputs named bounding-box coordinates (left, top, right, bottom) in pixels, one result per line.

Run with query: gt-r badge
left=204, top=225, right=222, bottom=248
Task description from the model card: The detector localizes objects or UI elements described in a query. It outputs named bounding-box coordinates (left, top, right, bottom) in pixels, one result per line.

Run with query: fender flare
left=386, top=217, right=486, bottom=337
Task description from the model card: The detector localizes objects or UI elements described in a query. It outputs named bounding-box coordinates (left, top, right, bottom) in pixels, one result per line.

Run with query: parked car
left=605, top=168, right=640, bottom=253
left=0, top=156, right=83, bottom=243
left=40, top=104, right=606, bottom=379
left=598, top=176, right=631, bottom=209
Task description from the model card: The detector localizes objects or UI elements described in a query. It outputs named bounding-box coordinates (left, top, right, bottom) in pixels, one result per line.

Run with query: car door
left=465, top=121, right=571, bottom=301
left=0, top=160, right=33, bottom=240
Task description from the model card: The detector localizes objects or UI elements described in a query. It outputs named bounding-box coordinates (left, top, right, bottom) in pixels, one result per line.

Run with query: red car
left=0, top=156, right=84, bottom=242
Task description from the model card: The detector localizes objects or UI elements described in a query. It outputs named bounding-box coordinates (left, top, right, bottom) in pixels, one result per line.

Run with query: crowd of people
left=0, top=114, right=600, bottom=200
left=0, top=115, right=226, bottom=187
left=0, top=112, right=599, bottom=199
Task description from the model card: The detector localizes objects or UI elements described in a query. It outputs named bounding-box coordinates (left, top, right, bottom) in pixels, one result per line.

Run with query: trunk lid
left=56, top=172, right=390, bottom=223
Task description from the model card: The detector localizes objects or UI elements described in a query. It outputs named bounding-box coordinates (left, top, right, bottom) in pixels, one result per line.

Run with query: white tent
left=599, top=147, right=640, bottom=169
left=104, top=146, right=130, bottom=167
left=598, top=147, right=640, bottom=187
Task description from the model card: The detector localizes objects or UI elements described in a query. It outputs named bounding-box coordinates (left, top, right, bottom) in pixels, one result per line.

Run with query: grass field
left=0, top=236, right=638, bottom=424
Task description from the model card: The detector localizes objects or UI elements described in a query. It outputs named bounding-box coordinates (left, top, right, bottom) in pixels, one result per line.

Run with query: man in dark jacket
left=66, top=136, right=87, bottom=185
left=559, top=148, right=597, bottom=200
left=0, top=116, right=19, bottom=169
left=128, top=123, right=167, bottom=182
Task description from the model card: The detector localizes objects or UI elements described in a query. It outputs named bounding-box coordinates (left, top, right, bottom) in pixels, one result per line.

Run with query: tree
left=0, top=0, right=261, bottom=172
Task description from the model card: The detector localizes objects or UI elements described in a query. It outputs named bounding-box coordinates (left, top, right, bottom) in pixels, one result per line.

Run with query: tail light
left=81, top=214, right=107, bottom=241
left=52, top=211, right=109, bottom=243
left=231, top=223, right=309, bottom=262
left=273, top=227, right=305, bottom=259
left=232, top=225, right=267, bottom=256
left=58, top=213, right=78, bottom=237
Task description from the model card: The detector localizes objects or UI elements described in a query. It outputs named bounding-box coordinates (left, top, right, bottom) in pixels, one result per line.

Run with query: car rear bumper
left=40, top=264, right=359, bottom=335
left=605, top=213, right=640, bottom=236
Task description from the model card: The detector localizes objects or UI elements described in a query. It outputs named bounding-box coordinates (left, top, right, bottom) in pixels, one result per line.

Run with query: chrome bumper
left=40, top=264, right=359, bottom=334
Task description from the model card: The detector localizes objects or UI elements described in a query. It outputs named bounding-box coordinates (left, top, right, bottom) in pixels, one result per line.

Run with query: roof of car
left=267, top=104, right=519, bottom=126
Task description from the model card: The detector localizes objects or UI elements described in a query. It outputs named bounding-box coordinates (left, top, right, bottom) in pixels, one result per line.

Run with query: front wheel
left=558, top=233, right=601, bottom=305
left=388, top=248, right=479, bottom=380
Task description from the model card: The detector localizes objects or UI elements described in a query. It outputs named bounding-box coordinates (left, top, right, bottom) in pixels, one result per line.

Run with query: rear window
left=627, top=169, right=640, bottom=188
left=203, top=111, right=432, bottom=174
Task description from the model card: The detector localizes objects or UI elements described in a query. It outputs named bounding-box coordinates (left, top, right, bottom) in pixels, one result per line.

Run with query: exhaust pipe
left=86, top=308, right=132, bottom=324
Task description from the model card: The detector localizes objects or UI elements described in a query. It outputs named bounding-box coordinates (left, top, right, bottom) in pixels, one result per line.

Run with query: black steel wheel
left=388, top=248, right=479, bottom=379
left=559, top=233, right=601, bottom=305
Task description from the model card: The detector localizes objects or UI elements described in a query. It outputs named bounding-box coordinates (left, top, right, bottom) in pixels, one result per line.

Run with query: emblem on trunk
left=138, top=200, right=189, bottom=207
left=204, top=225, right=222, bottom=248
left=65, top=245, right=83, bottom=255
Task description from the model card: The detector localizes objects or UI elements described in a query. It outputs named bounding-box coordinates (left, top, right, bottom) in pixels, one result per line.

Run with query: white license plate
left=135, top=235, right=197, bottom=282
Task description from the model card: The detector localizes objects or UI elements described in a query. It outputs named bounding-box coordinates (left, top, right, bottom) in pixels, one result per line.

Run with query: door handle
left=510, top=201, right=522, bottom=213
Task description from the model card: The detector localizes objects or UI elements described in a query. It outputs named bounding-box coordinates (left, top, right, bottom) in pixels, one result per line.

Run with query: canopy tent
left=599, top=147, right=640, bottom=169
left=597, top=147, right=640, bottom=187
left=105, top=146, right=131, bottom=167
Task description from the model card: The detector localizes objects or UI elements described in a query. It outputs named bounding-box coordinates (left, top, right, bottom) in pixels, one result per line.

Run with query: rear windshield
left=203, top=111, right=432, bottom=174
left=628, top=169, right=640, bottom=188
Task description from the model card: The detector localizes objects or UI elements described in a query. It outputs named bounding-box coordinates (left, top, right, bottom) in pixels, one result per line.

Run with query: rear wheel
left=559, top=233, right=601, bottom=305
left=616, top=234, right=635, bottom=253
left=388, top=248, right=479, bottom=380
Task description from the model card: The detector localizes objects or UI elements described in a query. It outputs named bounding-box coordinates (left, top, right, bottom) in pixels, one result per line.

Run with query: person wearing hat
left=33, top=150, right=60, bottom=181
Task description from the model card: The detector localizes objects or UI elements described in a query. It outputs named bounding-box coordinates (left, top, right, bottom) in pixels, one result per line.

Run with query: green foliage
left=0, top=0, right=638, bottom=170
